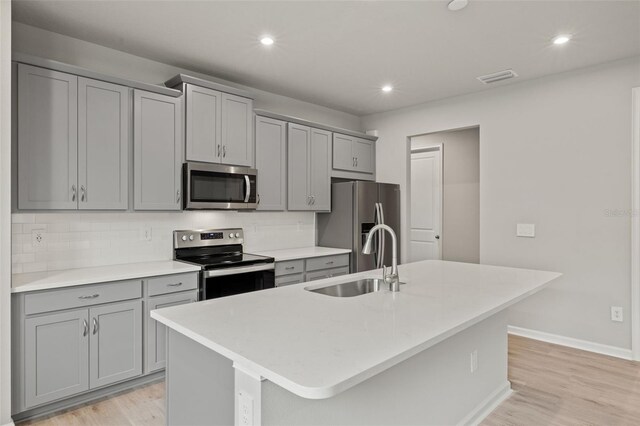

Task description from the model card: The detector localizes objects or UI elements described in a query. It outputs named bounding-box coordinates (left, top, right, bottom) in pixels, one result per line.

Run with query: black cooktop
left=176, top=249, right=273, bottom=271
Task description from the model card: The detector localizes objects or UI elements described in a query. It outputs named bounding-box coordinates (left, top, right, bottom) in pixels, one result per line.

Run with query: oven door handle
left=203, top=263, right=274, bottom=278
left=244, top=175, right=251, bottom=203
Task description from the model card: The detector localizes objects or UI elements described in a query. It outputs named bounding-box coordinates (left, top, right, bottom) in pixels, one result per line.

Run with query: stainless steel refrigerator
left=317, top=181, right=400, bottom=273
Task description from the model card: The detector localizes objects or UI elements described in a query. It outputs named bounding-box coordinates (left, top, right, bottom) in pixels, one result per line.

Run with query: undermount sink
left=305, top=278, right=385, bottom=297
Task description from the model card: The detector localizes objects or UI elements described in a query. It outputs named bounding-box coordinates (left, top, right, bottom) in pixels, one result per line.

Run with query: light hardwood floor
left=18, top=335, right=640, bottom=426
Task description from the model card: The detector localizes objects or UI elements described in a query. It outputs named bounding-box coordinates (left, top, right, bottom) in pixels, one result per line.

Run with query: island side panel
left=166, top=329, right=235, bottom=426
left=261, top=311, right=509, bottom=426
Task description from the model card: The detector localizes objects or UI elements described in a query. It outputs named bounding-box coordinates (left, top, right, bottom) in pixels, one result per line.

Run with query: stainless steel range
left=173, top=228, right=275, bottom=300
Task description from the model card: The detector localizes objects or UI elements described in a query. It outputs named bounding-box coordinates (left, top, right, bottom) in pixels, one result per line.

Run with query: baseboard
left=508, top=326, right=633, bottom=360
left=457, top=381, right=512, bottom=426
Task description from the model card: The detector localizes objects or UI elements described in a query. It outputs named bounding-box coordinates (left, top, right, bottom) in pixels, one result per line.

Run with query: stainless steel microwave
left=183, top=162, right=258, bottom=210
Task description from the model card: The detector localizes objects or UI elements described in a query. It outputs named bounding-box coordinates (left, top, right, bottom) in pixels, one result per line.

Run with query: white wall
left=0, top=2, right=11, bottom=425
left=363, top=57, right=640, bottom=350
left=411, top=127, right=480, bottom=263
left=12, top=23, right=362, bottom=131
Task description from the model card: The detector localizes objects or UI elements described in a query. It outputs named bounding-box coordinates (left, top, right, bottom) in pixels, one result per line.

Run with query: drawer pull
left=92, top=317, right=98, bottom=335
left=167, top=282, right=183, bottom=287
left=285, top=266, right=295, bottom=270
left=78, top=294, right=100, bottom=300
left=82, top=319, right=88, bottom=337
left=326, top=261, right=334, bottom=265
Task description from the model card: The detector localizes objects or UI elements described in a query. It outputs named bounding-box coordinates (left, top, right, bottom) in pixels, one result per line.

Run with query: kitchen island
left=151, top=260, right=560, bottom=425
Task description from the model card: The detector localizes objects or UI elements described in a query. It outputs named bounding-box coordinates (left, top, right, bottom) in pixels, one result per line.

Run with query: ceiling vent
left=476, top=69, right=518, bottom=84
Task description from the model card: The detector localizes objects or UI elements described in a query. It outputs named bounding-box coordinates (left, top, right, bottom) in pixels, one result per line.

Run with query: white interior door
left=410, top=148, right=442, bottom=261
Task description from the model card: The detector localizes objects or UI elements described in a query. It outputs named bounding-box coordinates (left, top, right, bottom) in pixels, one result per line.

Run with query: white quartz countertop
left=252, top=246, right=351, bottom=261
left=151, top=260, right=561, bottom=399
left=12, top=261, right=202, bottom=293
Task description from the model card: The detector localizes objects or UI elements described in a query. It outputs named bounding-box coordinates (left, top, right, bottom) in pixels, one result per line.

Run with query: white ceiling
left=12, top=0, right=640, bottom=116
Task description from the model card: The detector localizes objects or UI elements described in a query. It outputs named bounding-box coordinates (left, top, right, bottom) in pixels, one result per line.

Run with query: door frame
left=408, top=144, right=443, bottom=261
left=632, top=87, right=640, bottom=361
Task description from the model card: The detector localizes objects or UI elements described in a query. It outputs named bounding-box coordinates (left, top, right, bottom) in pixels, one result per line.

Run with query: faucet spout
left=362, top=224, right=400, bottom=291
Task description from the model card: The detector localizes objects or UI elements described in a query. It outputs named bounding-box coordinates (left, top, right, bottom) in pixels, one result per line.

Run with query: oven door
left=201, top=263, right=275, bottom=300
left=184, top=162, right=257, bottom=210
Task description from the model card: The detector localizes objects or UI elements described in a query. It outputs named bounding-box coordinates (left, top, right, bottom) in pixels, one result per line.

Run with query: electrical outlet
left=238, top=391, right=254, bottom=426
left=470, top=349, right=478, bottom=373
left=31, top=230, right=45, bottom=247
left=140, top=226, right=152, bottom=242
left=611, top=306, right=623, bottom=322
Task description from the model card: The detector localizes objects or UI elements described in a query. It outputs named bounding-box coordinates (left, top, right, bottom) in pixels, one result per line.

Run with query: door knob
left=435, top=235, right=440, bottom=240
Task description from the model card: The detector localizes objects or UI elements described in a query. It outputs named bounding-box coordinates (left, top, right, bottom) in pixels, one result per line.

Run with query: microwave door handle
left=244, top=175, right=251, bottom=203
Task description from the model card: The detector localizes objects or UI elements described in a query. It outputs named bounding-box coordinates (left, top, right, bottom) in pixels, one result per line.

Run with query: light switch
left=516, top=223, right=535, bottom=238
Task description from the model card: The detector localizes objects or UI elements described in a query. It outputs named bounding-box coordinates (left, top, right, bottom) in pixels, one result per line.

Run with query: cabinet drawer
left=305, top=266, right=350, bottom=282
left=24, top=280, right=142, bottom=316
left=305, top=254, right=349, bottom=272
left=147, top=273, right=198, bottom=297
left=275, top=273, right=304, bottom=287
left=275, top=260, right=304, bottom=276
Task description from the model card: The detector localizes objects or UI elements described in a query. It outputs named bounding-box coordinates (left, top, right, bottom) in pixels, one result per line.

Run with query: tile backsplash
left=11, top=211, right=315, bottom=274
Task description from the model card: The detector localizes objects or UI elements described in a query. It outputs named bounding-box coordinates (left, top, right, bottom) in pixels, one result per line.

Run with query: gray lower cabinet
left=146, top=291, right=198, bottom=373
left=89, top=300, right=142, bottom=388
left=24, top=309, right=89, bottom=408
left=287, top=124, right=332, bottom=211
left=255, top=115, right=287, bottom=210
left=133, top=90, right=183, bottom=210
left=78, top=78, right=129, bottom=210
left=274, top=253, right=350, bottom=286
left=17, top=64, right=78, bottom=210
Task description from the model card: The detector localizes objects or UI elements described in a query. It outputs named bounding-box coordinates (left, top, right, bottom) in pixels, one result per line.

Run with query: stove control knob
left=229, top=233, right=234, bottom=238
left=181, top=235, right=187, bottom=241
left=235, top=233, right=240, bottom=238
left=189, top=235, right=194, bottom=241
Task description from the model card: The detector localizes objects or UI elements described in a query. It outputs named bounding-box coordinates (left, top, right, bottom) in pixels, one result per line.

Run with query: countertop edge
left=151, top=270, right=562, bottom=399
left=252, top=246, right=352, bottom=262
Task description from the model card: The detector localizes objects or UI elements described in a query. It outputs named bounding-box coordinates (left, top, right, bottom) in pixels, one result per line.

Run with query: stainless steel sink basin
left=305, top=278, right=385, bottom=297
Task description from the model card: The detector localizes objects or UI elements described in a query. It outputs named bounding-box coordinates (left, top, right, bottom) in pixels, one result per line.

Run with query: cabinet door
left=309, top=128, right=332, bottom=211
left=255, top=116, right=287, bottom=211
left=78, top=78, right=129, bottom=210
left=18, top=64, right=78, bottom=210
left=354, top=138, right=375, bottom=174
left=24, top=309, right=89, bottom=408
left=221, top=93, right=253, bottom=167
left=287, top=123, right=311, bottom=211
left=89, top=300, right=142, bottom=389
left=146, top=291, right=198, bottom=373
left=332, top=133, right=355, bottom=172
left=134, top=90, right=183, bottom=210
left=185, top=84, right=221, bottom=163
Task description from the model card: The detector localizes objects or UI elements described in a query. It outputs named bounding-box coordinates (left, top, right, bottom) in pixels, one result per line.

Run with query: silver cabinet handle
left=307, top=195, right=311, bottom=205
left=71, top=185, right=77, bottom=201
left=217, top=144, right=221, bottom=158
left=92, top=317, right=98, bottom=335
left=285, top=266, right=295, bottom=270
left=257, top=194, right=260, bottom=204
left=311, top=196, right=315, bottom=205
left=80, top=185, right=86, bottom=202
left=83, top=319, right=88, bottom=337
left=167, top=282, right=183, bottom=287
left=78, top=294, right=99, bottom=300
left=356, top=157, right=358, bottom=167
left=353, top=157, right=355, bottom=167
left=177, top=190, right=181, bottom=203
left=223, top=145, right=227, bottom=158
left=326, top=261, right=334, bottom=265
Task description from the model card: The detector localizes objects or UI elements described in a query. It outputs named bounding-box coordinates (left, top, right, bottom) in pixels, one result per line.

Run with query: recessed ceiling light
left=448, top=0, right=469, bottom=11
left=552, top=35, right=571, bottom=45
left=260, top=36, right=274, bottom=46
left=382, top=85, right=393, bottom=93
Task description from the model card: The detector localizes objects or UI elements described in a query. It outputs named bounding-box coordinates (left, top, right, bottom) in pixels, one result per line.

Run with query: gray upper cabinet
left=185, top=84, right=221, bottom=163
left=78, top=78, right=129, bottom=210
left=89, top=300, right=142, bottom=389
left=287, top=124, right=332, bottom=211
left=309, top=128, right=332, bottom=211
left=24, top=309, right=89, bottom=408
left=133, top=90, right=183, bottom=210
left=287, top=123, right=312, bottom=211
left=332, top=133, right=374, bottom=174
left=18, top=64, right=78, bottom=210
left=183, top=83, right=253, bottom=167
left=221, top=93, right=253, bottom=167
left=255, top=116, right=287, bottom=211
